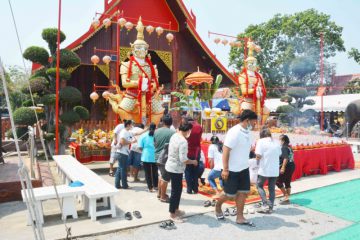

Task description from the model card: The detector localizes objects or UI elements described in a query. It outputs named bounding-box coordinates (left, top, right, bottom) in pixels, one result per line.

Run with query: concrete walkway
left=0, top=162, right=359, bottom=240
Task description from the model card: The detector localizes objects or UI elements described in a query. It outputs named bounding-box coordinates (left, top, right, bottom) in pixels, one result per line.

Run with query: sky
left=1, top=0, right=360, bottom=75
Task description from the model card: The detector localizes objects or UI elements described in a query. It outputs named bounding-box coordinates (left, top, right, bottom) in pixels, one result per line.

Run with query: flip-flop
left=160, top=198, right=170, bottom=203
left=237, top=220, right=256, bottom=228
left=133, top=210, right=142, bottom=219
left=165, top=220, right=177, bottom=229
left=159, top=221, right=167, bottom=229
left=203, top=200, right=211, bottom=207
left=224, top=208, right=230, bottom=216
left=125, top=212, right=132, bottom=220
left=230, top=208, right=237, bottom=216
left=215, top=212, right=225, bottom=221
left=109, top=171, right=115, bottom=177
left=279, top=199, right=290, bottom=205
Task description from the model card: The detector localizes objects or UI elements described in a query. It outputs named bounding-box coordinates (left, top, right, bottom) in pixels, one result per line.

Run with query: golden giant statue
left=105, top=17, right=164, bottom=125
left=230, top=41, right=269, bottom=125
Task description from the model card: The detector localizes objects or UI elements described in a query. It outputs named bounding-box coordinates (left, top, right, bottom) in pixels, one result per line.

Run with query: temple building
left=63, top=0, right=236, bottom=120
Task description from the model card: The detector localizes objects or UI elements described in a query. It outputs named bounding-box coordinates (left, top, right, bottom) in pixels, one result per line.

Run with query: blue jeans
left=115, top=153, right=129, bottom=189
left=208, top=169, right=223, bottom=190
left=257, top=175, right=277, bottom=208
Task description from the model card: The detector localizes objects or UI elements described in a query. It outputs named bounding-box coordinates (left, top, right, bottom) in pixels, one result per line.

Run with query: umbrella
left=213, top=98, right=230, bottom=111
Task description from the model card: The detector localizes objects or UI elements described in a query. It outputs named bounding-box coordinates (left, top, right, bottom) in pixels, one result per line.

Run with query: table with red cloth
left=69, top=142, right=110, bottom=164
left=201, top=143, right=355, bottom=181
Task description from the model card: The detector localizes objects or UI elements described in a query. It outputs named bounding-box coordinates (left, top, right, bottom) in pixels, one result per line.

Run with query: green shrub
left=42, top=28, right=66, bottom=55
left=52, top=49, right=80, bottom=69
left=6, top=127, right=29, bottom=140
left=73, top=106, right=89, bottom=120
left=31, top=68, right=49, bottom=80
left=22, top=100, right=33, bottom=107
left=276, top=105, right=295, bottom=113
left=46, top=68, right=71, bottom=81
left=59, top=86, right=82, bottom=104
left=286, top=87, right=308, bottom=99
left=60, top=111, right=80, bottom=125
left=41, top=94, right=56, bottom=106
left=280, top=95, right=293, bottom=103
left=23, top=46, right=49, bottom=66
left=29, top=77, right=48, bottom=93
left=13, top=107, right=37, bottom=126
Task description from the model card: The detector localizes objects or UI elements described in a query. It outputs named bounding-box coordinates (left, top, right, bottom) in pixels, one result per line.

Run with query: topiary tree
left=73, top=106, right=90, bottom=120
left=41, top=28, right=66, bottom=55
left=13, top=107, right=37, bottom=126
left=23, top=46, right=49, bottom=66
left=23, top=28, right=85, bottom=154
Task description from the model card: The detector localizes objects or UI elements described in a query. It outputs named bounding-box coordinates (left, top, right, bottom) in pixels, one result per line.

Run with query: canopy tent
left=265, top=94, right=360, bottom=112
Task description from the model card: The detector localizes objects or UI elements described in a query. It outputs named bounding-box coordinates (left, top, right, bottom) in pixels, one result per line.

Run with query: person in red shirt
left=184, top=112, right=203, bottom=194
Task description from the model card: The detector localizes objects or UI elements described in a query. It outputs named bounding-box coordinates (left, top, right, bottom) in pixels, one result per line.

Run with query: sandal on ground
left=230, top=208, right=237, bottom=216
left=224, top=208, right=230, bottom=216
left=109, top=171, right=115, bottom=177
left=204, top=200, right=212, bottom=207
left=237, top=220, right=256, bottom=228
left=125, top=212, right=132, bottom=220
left=160, top=198, right=170, bottom=203
left=279, top=199, right=290, bottom=205
left=159, top=221, right=168, bottom=229
left=133, top=210, right=142, bottom=219
left=165, top=220, right=177, bottom=229
left=215, top=211, right=225, bottom=221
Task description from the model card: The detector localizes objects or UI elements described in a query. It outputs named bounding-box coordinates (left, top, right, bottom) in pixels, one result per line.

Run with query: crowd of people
left=109, top=109, right=296, bottom=225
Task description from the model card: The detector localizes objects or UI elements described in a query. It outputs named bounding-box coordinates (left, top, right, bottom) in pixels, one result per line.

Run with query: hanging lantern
left=103, top=18, right=112, bottom=29
left=156, top=26, right=164, bottom=37
left=229, top=41, right=236, bottom=47
left=221, top=39, right=229, bottom=46
left=214, top=38, right=221, bottom=44
left=117, top=18, right=126, bottom=28
left=102, top=91, right=110, bottom=100
left=146, top=25, right=154, bottom=35
left=125, top=22, right=133, bottom=31
left=92, top=19, right=100, bottom=29
left=235, top=41, right=242, bottom=48
left=91, top=55, right=100, bottom=65
left=166, top=33, right=174, bottom=44
left=102, top=55, right=111, bottom=65
left=90, top=92, right=99, bottom=103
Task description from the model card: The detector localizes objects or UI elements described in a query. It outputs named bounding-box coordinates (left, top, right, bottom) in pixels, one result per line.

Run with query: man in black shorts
left=215, top=110, right=257, bottom=227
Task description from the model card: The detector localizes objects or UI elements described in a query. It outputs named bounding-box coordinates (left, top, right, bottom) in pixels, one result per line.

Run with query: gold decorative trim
left=177, top=71, right=188, bottom=81
left=154, top=50, right=172, bottom=71
left=97, top=64, right=110, bottom=79
left=66, top=65, right=80, bottom=73
left=119, top=47, right=132, bottom=61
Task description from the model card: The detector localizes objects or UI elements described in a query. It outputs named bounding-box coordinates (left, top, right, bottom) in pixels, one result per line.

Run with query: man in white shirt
left=114, top=120, right=136, bottom=189
left=215, top=110, right=258, bottom=227
left=255, top=128, right=281, bottom=213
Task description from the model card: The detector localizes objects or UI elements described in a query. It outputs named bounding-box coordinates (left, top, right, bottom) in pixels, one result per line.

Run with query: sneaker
left=257, top=205, right=270, bottom=213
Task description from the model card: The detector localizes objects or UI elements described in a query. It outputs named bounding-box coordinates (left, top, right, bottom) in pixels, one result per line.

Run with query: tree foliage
left=342, top=78, right=360, bottom=94
left=46, top=68, right=71, bottom=81
left=13, top=107, right=37, bottom=126
left=42, top=28, right=66, bottom=55
left=23, top=46, right=49, bottom=66
left=60, top=86, right=82, bottom=104
left=52, top=49, right=81, bottom=69
left=229, top=9, right=344, bottom=97
left=73, top=106, right=90, bottom=120
left=348, top=48, right=360, bottom=64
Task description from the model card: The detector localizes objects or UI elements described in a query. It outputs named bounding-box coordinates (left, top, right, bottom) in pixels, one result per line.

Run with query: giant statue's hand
left=142, top=78, right=149, bottom=91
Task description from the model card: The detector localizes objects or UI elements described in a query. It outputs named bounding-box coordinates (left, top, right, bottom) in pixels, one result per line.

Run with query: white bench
left=21, top=185, right=84, bottom=225
left=53, top=155, right=119, bottom=221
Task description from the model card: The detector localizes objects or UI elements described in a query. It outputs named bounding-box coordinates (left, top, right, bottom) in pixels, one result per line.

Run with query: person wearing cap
left=215, top=110, right=257, bottom=227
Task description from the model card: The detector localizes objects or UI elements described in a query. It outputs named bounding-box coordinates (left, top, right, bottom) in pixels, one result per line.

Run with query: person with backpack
left=154, top=115, right=175, bottom=202
left=276, top=134, right=296, bottom=205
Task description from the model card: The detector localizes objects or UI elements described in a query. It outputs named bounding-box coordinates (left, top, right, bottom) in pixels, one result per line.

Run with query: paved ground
left=0, top=156, right=359, bottom=240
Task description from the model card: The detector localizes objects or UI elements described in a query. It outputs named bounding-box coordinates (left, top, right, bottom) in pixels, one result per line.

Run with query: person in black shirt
left=276, top=134, right=295, bottom=205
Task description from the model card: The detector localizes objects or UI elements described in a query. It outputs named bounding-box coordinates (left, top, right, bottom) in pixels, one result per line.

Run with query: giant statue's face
left=132, top=44, right=148, bottom=59
left=246, top=59, right=258, bottom=72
